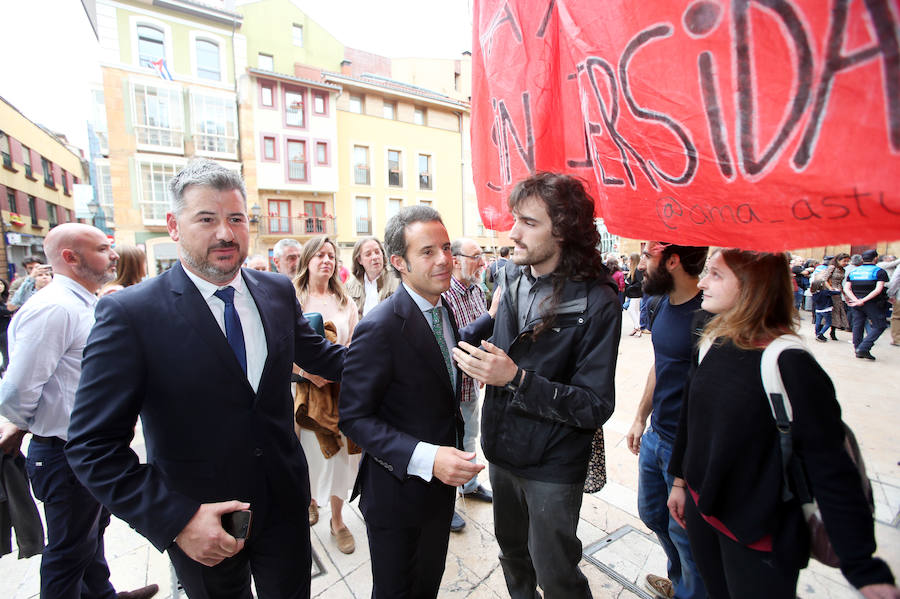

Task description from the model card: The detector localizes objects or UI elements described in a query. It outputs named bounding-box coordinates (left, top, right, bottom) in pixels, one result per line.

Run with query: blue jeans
left=851, top=302, right=888, bottom=353
left=459, top=397, right=481, bottom=494
left=638, top=428, right=707, bottom=599
left=640, top=293, right=652, bottom=330
left=814, top=311, right=832, bottom=337
left=25, top=441, right=116, bottom=599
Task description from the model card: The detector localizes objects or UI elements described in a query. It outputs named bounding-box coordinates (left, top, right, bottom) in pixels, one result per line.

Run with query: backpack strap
left=760, top=335, right=812, bottom=504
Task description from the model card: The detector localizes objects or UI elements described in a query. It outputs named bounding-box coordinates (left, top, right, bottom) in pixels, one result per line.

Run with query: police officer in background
left=844, top=249, right=890, bottom=360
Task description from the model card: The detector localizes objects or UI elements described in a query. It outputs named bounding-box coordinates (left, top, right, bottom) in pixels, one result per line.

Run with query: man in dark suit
left=66, top=159, right=345, bottom=599
left=339, top=205, right=482, bottom=598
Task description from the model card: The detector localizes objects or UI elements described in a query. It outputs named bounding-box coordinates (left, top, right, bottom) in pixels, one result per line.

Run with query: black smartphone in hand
left=221, top=509, right=252, bottom=539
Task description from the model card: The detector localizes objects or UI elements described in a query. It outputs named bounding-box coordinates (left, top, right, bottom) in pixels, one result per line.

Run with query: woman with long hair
left=666, top=249, right=897, bottom=599
left=624, top=252, right=644, bottom=336
left=100, top=245, right=146, bottom=296
left=293, top=236, right=360, bottom=554
left=344, top=236, right=397, bottom=319
left=824, top=252, right=851, bottom=338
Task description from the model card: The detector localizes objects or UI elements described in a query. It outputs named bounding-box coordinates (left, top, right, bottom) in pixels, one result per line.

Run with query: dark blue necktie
left=214, top=286, right=247, bottom=374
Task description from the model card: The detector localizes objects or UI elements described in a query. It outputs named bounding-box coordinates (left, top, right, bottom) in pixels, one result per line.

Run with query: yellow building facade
left=0, top=98, right=84, bottom=278
left=322, top=71, right=470, bottom=262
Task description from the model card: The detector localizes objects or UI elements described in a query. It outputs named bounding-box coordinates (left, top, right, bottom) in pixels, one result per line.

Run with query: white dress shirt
left=402, top=283, right=458, bottom=482
left=182, top=268, right=268, bottom=393
left=362, top=275, right=380, bottom=316
left=0, top=275, right=97, bottom=440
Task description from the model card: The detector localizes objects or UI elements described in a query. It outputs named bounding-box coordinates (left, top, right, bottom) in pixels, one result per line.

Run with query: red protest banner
left=471, top=0, right=900, bottom=250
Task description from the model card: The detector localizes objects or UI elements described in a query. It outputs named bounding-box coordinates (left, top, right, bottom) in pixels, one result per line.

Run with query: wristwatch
left=505, top=368, right=525, bottom=393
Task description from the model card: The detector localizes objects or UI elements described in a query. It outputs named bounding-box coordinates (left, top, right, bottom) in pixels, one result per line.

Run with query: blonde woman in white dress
left=294, top=236, right=360, bottom=553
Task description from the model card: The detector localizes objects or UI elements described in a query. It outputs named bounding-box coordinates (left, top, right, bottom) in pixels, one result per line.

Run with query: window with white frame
left=0, top=132, right=10, bottom=168
left=292, top=24, right=303, bottom=47
left=260, top=80, right=275, bottom=107
left=418, top=154, right=432, bottom=190
left=355, top=196, right=371, bottom=235
left=91, top=89, right=109, bottom=154
left=258, top=53, right=274, bottom=71
left=414, top=107, right=426, bottom=125
left=313, top=91, right=327, bottom=115
left=383, top=101, right=395, bottom=120
left=419, top=199, right=432, bottom=206
left=285, top=89, right=305, bottom=128
left=97, top=163, right=114, bottom=219
left=48, top=203, right=58, bottom=228
left=387, top=198, right=402, bottom=220
left=263, top=136, right=276, bottom=161
left=196, top=39, right=220, bottom=81
left=137, top=25, right=165, bottom=68
left=388, top=149, right=402, bottom=187
left=191, top=92, right=237, bottom=156
left=22, top=144, right=32, bottom=177
left=315, top=141, right=328, bottom=165
left=353, top=145, right=369, bottom=185
left=139, top=161, right=179, bottom=224
left=349, top=94, right=363, bottom=114
left=132, top=82, right=184, bottom=150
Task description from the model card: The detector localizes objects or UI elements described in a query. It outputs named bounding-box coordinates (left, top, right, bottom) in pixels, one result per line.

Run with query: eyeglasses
left=456, top=253, right=484, bottom=260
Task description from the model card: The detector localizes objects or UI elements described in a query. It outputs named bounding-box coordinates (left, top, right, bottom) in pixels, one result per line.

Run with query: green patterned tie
left=430, top=307, right=455, bottom=387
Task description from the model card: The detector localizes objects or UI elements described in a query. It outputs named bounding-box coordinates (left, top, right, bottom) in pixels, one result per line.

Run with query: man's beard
left=642, top=265, right=674, bottom=296
left=182, top=241, right=245, bottom=283
left=73, top=256, right=116, bottom=287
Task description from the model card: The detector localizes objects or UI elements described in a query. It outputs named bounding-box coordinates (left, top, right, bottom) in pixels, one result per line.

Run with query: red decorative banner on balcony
left=471, top=0, right=900, bottom=250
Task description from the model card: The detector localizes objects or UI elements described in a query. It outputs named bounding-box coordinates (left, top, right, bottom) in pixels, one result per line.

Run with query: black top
left=669, top=340, right=894, bottom=589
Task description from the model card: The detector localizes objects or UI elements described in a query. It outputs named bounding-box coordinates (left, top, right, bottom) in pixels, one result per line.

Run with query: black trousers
left=684, top=491, right=799, bottom=599
left=365, top=503, right=453, bottom=599
left=167, top=481, right=311, bottom=599
left=490, top=465, right=591, bottom=599
left=26, top=441, right=116, bottom=599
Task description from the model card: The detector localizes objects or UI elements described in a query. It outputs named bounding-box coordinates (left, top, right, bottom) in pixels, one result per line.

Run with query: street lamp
left=249, top=204, right=262, bottom=253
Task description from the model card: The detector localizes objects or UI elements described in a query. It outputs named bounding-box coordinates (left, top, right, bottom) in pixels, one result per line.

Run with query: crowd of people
left=0, top=158, right=896, bottom=599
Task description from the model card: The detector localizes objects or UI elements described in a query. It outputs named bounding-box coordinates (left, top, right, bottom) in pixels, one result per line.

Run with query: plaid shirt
left=442, top=275, right=487, bottom=403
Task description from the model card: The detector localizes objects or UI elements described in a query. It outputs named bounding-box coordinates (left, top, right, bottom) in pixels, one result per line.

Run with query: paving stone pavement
left=1, top=313, right=898, bottom=598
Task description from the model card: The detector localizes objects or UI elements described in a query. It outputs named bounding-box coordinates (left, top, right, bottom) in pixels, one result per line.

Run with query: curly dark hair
left=507, top=172, right=608, bottom=337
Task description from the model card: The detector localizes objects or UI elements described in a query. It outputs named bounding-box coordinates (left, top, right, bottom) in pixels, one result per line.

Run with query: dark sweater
left=669, top=340, right=894, bottom=589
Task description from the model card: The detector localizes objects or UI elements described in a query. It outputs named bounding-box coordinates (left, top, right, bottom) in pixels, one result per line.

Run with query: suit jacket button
left=254, top=448, right=264, bottom=457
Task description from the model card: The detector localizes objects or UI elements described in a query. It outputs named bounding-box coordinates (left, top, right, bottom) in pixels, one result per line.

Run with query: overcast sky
left=0, top=0, right=472, bottom=153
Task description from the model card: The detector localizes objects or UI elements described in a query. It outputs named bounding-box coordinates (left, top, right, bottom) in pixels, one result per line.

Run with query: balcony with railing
left=388, top=169, right=402, bottom=187
left=259, top=214, right=335, bottom=237
left=288, top=159, right=307, bottom=181
left=419, top=172, right=432, bottom=190
left=354, top=164, right=370, bottom=185
left=355, top=216, right=372, bottom=235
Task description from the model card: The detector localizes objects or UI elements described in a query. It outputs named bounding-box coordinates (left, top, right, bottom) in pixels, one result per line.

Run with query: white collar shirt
left=182, top=267, right=268, bottom=393
left=362, top=275, right=380, bottom=317
left=0, top=275, right=98, bottom=439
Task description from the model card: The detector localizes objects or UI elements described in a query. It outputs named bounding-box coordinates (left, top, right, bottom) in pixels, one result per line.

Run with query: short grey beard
left=181, top=249, right=242, bottom=285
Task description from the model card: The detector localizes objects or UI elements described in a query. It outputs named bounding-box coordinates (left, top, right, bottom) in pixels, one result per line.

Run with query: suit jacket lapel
left=394, top=285, right=455, bottom=397
left=169, top=263, right=254, bottom=395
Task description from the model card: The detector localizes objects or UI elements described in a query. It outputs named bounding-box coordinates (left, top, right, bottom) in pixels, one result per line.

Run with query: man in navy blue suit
left=339, top=205, right=483, bottom=598
left=66, top=159, right=345, bottom=599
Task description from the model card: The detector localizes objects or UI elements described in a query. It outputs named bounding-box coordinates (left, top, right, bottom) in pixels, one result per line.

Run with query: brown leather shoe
left=331, top=519, right=355, bottom=554
left=116, top=584, right=159, bottom=599
left=309, top=502, right=319, bottom=526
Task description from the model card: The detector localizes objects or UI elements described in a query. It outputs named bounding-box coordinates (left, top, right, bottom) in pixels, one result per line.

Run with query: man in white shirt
left=0, top=223, right=158, bottom=599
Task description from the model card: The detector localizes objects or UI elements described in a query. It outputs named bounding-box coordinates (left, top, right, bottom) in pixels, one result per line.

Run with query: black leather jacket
left=462, top=264, right=621, bottom=484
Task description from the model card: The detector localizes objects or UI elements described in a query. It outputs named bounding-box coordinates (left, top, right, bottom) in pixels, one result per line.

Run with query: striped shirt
left=442, top=276, right=487, bottom=403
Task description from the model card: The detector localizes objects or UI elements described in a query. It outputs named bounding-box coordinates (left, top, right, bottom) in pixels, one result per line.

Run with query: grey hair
left=273, top=238, right=302, bottom=259
left=169, top=158, right=246, bottom=215
left=450, top=238, right=476, bottom=256
left=850, top=254, right=863, bottom=266
left=384, top=205, right=443, bottom=278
